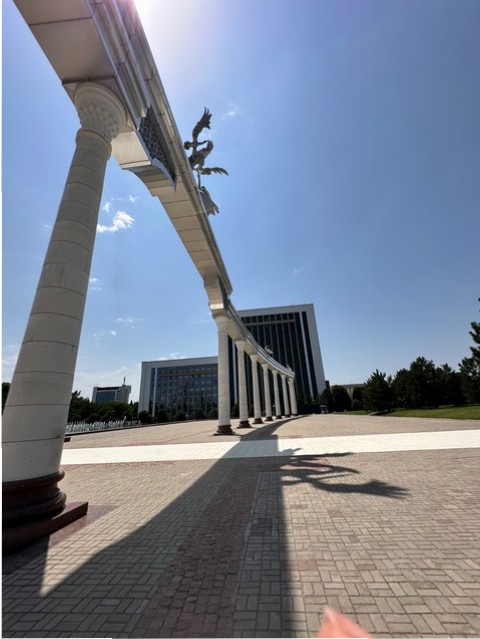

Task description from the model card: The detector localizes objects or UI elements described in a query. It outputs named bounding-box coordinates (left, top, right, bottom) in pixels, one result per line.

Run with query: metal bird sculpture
left=184, top=108, right=228, bottom=189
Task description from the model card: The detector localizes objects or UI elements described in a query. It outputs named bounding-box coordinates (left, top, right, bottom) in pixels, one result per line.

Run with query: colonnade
left=214, top=315, right=298, bottom=435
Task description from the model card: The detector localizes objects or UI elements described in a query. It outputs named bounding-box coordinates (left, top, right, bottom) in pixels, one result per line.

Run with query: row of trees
left=68, top=390, right=138, bottom=424
left=2, top=384, right=140, bottom=424
left=319, top=299, right=480, bottom=414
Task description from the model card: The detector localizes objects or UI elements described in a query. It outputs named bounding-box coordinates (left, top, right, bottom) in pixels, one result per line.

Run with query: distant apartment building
left=92, top=380, right=131, bottom=404
left=139, top=357, right=218, bottom=417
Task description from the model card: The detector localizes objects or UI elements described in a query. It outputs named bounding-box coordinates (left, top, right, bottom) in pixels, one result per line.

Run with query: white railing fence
left=66, top=419, right=140, bottom=434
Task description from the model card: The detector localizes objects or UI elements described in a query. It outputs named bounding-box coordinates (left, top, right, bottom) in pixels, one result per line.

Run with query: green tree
left=138, top=410, right=153, bottom=424
left=155, top=408, right=169, bottom=423
left=392, top=368, right=412, bottom=408
left=318, top=388, right=333, bottom=413
left=330, top=385, right=352, bottom=412
left=352, top=386, right=364, bottom=409
left=362, top=370, right=393, bottom=413
left=408, top=357, right=440, bottom=408
left=459, top=299, right=480, bottom=404
left=68, top=390, right=93, bottom=422
left=459, top=356, right=480, bottom=404
left=436, top=364, right=465, bottom=406
left=351, top=398, right=363, bottom=411
left=468, top=298, right=480, bottom=363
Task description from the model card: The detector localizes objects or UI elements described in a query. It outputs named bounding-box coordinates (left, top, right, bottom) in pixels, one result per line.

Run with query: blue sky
left=3, top=0, right=480, bottom=402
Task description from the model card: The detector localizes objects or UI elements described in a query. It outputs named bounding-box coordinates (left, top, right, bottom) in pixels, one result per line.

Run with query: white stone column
left=250, top=353, right=263, bottom=424
left=215, top=314, right=234, bottom=435
left=2, top=83, right=126, bottom=552
left=262, top=364, right=273, bottom=422
left=281, top=374, right=291, bottom=417
left=236, top=341, right=250, bottom=428
left=288, top=378, right=298, bottom=416
left=272, top=370, right=282, bottom=419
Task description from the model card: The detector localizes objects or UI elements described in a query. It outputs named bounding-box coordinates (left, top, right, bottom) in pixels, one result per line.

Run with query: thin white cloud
left=89, top=277, right=102, bottom=291
left=97, top=210, right=134, bottom=234
left=116, top=317, right=144, bottom=327
left=94, top=329, right=118, bottom=341
left=73, top=364, right=135, bottom=400
left=158, top=353, right=186, bottom=361
left=221, top=103, right=243, bottom=120
left=128, top=195, right=140, bottom=203
left=43, top=223, right=52, bottom=230
left=103, top=201, right=112, bottom=213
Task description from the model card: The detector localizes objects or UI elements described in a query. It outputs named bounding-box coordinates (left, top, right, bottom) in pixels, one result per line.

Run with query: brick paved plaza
left=3, top=415, right=480, bottom=638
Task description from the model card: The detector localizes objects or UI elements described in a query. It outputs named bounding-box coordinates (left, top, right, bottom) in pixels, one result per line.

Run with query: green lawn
left=335, top=406, right=480, bottom=419
left=387, top=405, right=480, bottom=420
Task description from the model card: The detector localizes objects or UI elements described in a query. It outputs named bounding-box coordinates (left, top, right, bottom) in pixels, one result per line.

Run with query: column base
left=237, top=420, right=252, bottom=429
left=275, top=415, right=283, bottom=420
left=2, top=470, right=89, bottom=554
left=214, top=424, right=235, bottom=435
left=253, top=418, right=264, bottom=424
left=265, top=416, right=274, bottom=422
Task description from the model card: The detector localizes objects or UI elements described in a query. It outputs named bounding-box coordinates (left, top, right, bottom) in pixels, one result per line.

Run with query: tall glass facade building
left=139, top=357, right=218, bottom=417
left=236, top=304, right=326, bottom=402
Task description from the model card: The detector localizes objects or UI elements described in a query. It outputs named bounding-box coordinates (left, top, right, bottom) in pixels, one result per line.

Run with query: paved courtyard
left=3, top=414, right=480, bottom=638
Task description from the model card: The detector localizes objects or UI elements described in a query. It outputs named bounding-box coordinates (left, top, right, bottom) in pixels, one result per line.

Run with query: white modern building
left=139, top=357, right=218, bottom=418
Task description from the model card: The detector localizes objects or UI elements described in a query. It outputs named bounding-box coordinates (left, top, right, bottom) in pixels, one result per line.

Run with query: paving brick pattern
left=63, top=414, right=480, bottom=448
left=3, top=418, right=480, bottom=638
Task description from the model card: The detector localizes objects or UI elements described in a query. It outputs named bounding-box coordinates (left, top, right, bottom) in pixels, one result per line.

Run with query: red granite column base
left=2, top=470, right=88, bottom=554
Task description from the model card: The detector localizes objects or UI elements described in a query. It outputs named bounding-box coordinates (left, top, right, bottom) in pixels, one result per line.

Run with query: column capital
left=74, top=83, right=126, bottom=142
left=214, top=313, right=230, bottom=332
left=250, top=353, right=259, bottom=363
left=235, top=339, right=246, bottom=352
